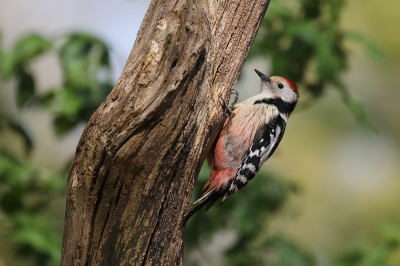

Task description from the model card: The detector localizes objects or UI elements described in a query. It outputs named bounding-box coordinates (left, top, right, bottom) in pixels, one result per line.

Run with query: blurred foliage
left=0, top=0, right=390, bottom=265
left=335, top=223, right=400, bottom=266
left=0, top=114, right=66, bottom=265
left=0, top=144, right=65, bottom=266
left=0, top=32, right=113, bottom=265
left=0, top=34, right=52, bottom=108
left=37, top=33, right=113, bottom=135
left=185, top=164, right=315, bottom=266
left=0, top=33, right=113, bottom=135
left=249, top=0, right=382, bottom=131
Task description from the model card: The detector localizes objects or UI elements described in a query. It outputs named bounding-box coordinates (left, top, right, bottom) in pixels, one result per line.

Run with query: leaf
left=0, top=190, right=23, bottom=214
left=262, top=236, right=315, bottom=266
left=307, top=83, right=324, bottom=97
left=284, top=21, right=319, bottom=44
left=58, top=33, right=111, bottom=89
left=0, top=33, right=5, bottom=74
left=12, top=213, right=62, bottom=263
left=334, top=79, right=377, bottom=132
left=7, top=118, right=34, bottom=152
left=345, top=99, right=377, bottom=133
left=316, top=33, right=337, bottom=80
left=13, top=34, right=52, bottom=62
left=53, top=88, right=84, bottom=116
left=380, top=223, right=400, bottom=244
left=265, top=1, right=293, bottom=20
left=346, top=31, right=384, bottom=59
left=329, top=0, right=345, bottom=24
left=2, top=34, right=52, bottom=79
left=301, top=0, right=321, bottom=19
left=52, top=115, right=79, bottom=136
left=34, top=91, right=55, bottom=108
left=335, top=249, right=364, bottom=266
left=16, top=70, right=35, bottom=107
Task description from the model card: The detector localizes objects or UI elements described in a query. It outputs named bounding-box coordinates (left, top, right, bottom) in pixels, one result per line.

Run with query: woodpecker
left=186, top=69, right=299, bottom=219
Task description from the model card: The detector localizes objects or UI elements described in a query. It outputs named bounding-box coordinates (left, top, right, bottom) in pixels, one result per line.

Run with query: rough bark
left=61, top=0, right=270, bottom=265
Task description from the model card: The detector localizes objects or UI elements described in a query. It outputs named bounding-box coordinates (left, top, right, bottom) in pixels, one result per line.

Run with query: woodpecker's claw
left=230, top=89, right=239, bottom=108
left=218, top=95, right=231, bottom=114
left=218, top=96, right=234, bottom=124
left=218, top=89, right=239, bottom=122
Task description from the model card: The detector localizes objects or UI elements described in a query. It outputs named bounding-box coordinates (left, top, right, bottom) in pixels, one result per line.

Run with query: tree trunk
left=61, top=0, right=270, bottom=265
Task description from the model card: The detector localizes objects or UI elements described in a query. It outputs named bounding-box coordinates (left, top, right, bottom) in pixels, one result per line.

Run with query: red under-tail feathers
left=203, top=120, right=237, bottom=194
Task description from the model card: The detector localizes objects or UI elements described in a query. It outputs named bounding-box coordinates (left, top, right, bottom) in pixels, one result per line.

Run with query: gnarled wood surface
left=61, top=0, right=270, bottom=265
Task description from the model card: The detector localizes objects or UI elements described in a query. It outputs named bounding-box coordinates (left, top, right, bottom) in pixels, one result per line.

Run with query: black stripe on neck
left=254, top=98, right=297, bottom=115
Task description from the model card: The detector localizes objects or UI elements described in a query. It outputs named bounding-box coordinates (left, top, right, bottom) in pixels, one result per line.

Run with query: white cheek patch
left=260, top=89, right=275, bottom=98
left=279, top=88, right=297, bottom=103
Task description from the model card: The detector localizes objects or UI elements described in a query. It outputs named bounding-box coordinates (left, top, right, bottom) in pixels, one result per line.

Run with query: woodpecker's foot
left=218, top=96, right=232, bottom=117
left=218, top=89, right=239, bottom=121
left=230, top=89, right=239, bottom=109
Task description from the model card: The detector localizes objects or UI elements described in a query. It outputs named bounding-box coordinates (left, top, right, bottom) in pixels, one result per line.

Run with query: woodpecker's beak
left=254, top=69, right=271, bottom=83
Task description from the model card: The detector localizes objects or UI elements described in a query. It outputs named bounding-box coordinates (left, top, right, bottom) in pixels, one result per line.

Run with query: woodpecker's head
left=254, top=69, right=299, bottom=103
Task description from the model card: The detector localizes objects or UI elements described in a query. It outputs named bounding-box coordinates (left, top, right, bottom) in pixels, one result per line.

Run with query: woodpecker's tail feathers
left=218, top=193, right=230, bottom=208
left=216, top=182, right=237, bottom=209
left=185, top=189, right=222, bottom=222
left=194, top=190, right=215, bottom=209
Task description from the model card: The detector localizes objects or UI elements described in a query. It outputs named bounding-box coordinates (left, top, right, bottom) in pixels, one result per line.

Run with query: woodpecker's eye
left=278, top=83, right=284, bottom=89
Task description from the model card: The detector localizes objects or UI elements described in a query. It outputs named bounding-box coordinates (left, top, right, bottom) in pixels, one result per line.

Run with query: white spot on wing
left=249, top=150, right=260, bottom=157
left=230, top=183, right=238, bottom=192
left=243, top=164, right=256, bottom=173
left=237, top=174, right=248, bottom=184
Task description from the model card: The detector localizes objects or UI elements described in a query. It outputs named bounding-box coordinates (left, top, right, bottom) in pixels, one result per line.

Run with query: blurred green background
left=1, top=0, right=400, bottom=265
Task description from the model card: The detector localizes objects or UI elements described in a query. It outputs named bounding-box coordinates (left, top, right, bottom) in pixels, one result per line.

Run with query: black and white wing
left=220, top=115, right=287, bottom=204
